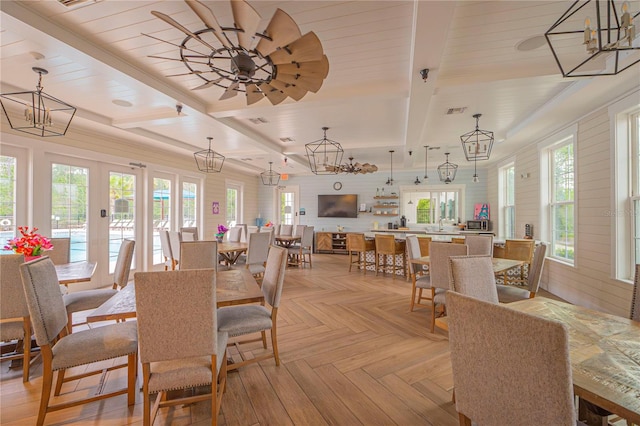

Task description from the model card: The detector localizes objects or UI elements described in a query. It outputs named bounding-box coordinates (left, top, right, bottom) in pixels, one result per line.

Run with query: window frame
left=225, top=179, right=244, bottom=226
left=498, top=160, right=516, bottom=239
left=0, top=145, right=28, bottom=237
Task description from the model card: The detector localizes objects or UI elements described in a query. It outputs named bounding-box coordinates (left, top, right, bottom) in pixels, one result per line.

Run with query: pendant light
left=437, top=152, right=458, bottom=184
left=305, top=127, right=344, bottom=175
left=408, top=192, right=413, bottom=205
left=385, top=150, right=395, bottom=186
left=260, top=161, right=281, bottom=186
left=424, top=145, right=440, bottom=182
left=194, top=137, right=225, bottom=173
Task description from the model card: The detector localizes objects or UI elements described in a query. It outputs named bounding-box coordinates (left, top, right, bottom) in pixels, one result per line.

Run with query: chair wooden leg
left=458, top=412, right=472, bottom=426
left=375, top=254, right=379, bottom=276
left=37, top=349, right=54, bottom=426
left=54, top=368, right=65, bottom=396
left=410, top=279, right=417, bottom=312
left=22, top=318, right=31, bottom=382
left=142, top=363, right=152, bottom=426
left=127, top=353, right=136, bottom=406
left=271, top=324, right=280, bottom=366
left=348, top=251, right=353, bottom=272
left=261, top=330, right=268, bottom=349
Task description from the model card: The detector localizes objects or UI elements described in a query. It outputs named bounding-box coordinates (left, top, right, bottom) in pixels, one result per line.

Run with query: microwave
left=466, top=220, right=490, bottom=231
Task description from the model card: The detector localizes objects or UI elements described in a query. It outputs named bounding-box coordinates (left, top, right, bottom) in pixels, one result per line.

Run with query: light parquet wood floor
left=2, top=254, right=459, bottom=425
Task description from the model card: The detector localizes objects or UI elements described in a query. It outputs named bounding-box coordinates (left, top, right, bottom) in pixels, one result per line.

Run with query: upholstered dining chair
left=287, top=226, right=314, bottom=268
left=217, top=245, right=288, bottom=371
left=279, top=224, right=293, bottom=236
left=374, top=234, right=406, bottom=279
left=64, top=239, right=135, bottom=332
left=346, top=233, right=375, bottom=274
left=180, top=226, right=199, bottom=241
left=294, top=224, right=306, bottom=238
left=428, top=242, right=468, bottom=332
left=497, top=243, right=547, bottom=303
left=20, top=257, right=138, bottom=426
left=406, top=235, right=433, bottom=312
left=135, top=268, right=227, bottom=426
left=180, top=240, right=218, bottom=271
left=417, top=236, right=432, bottom=256
left=236, top=231, right=271, bottom=279
left=448, top=255, right=498, bottom=303
left=464, top=235, right=493, bottom=256
left=1, top=254, right=38, bottom=382
left=227, top=226, right=243, bottom=242
left=234, top=223, right=248, bottom=242
left=168, top=231, right=182, bottom=269
left=447, top=291, right=577, bottom=426
left=180, top=230, right=195, bottom=242
left=159, top=230, right=174, bottom=271
left=47, top=237, right=71, bottom=264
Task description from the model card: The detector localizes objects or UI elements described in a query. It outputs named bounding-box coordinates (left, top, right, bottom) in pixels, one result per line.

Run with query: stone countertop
left=368, top=229, right=494, bottom=236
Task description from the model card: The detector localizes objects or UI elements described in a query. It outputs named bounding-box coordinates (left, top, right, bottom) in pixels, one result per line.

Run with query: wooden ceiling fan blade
left=184, top=0, right=232, bottom=48
left=276, top=55, right=329, bottom=79
left=151, top=11, right=217, bottom=52
left=192, top=77, right=224, bottom=90
left=269, top=79, right=307, bottom=101
left=219, top=82, right=240, bottom=100
left=274, top=73, right=323, bottom=93
left=166, top=70, right=202, bottom=77
left=260, top=83, right=288, bottom=105
left=268, top=32, right=324, bottom=65
left=255, top=9, right=302, bottom=57
left=245, top=83, right=264, bottom=105
left=231, top=0, right=261, bottom=50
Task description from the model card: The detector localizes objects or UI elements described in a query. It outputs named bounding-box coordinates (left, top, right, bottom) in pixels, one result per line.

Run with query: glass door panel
left=51, top=163, right=88, bottom=262
left=109, top=171, right=136, bottom=273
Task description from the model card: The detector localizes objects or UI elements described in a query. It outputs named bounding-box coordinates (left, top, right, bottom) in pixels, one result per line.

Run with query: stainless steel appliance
left=466, top=220, right=490, bottom=231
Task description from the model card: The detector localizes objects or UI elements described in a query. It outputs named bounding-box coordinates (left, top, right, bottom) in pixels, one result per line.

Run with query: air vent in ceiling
left=446, top=107, right=467, bottom=115
left=57, top=0, right=102, bottom=8
left=248, top=117, right=268, bottom=124
left=279, top=137, right=295, bottom=143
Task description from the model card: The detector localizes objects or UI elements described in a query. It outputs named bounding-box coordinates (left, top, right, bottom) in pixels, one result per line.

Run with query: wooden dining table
left=507, top=297, right=640, bottom=424
left=274, top=235, right=300, bottom=248
left=410, top=256, right=524, bottom=274
left=55, top=261, right=97, bottom=286
left=86, top=268, right=263, bottom=323
left=217, top=241, right=248, bottom=265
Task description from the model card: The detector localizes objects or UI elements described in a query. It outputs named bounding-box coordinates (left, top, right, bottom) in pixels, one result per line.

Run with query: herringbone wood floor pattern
left=1, top=254, right=458, bottom=425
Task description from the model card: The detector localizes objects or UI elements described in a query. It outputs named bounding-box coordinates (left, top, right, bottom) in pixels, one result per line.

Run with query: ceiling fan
left=148, top=0, right=329, bottom=106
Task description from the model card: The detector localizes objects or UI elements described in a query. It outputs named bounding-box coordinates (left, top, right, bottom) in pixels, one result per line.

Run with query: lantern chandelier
left=260, top=161, right=281, bottom=186
left=148, top=0, right=329, bottom=105
left=437, top=152, right=458, bottom=184
left=305, top=127, right=344, bottom=175
left=336, top=156, right=378, bottom=174
left=545, top=0, right=640, bottom=77
left=0, top=67, right=76, bottom=137
left=194, top=137, right=225, bottom=173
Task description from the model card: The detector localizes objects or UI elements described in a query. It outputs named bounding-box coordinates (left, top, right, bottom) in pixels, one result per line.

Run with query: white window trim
left=610, top=91, right=640, bottom=282
left=400, top=184, right=466, bottom=226
left=498, top=161, right=515, bottom=239
left=0, top=144, right=29, bottom=231
left=539, top=124, right=578, bottom=266
left=225, top=179, right=244, bottom=225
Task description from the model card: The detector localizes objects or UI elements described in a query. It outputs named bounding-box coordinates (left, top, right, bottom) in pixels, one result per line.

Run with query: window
left=109, top=171, right=136, bottom=272
left=182, top=181, right=198, bottom=228
left=499, top=164, right=516, bottom=239
left=226, top=180, right=243, bottom=226
left=633, top=112, right=640, bottom=267
left=51, top=163, right=89, bottom=262
left=0, top=155, right=17, bottom=239
left=152, top=177, right=171, bottom=265
left=544, top=138, right=575, bottom=264
left=404, top=186, right=464, bottom=226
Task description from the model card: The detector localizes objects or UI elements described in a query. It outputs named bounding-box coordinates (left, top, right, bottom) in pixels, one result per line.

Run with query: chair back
left=429, top=242, right=468, bottom=290
left=246, top=232, right=271, bottom=265
left=227, top=226, right=243, bottom=242
left=374, top=234, right=398, bottom=255
left=135, top=269, right=217, bottom=364
left=631, top=264, right=639, bottom=322
left=451, top=237, right=465, bottom=244
left=261, top=245, right=288, bottom=308
left=448, top=255, right=498, bottom=303
left=180, top=226, right=199, bottom=241
left=19, top=257, right=67, bottom=347
left=236, top=224, right=248, bottom=242
left=47, top=237, right=70, bottom=264
left=465, top=235, right=493, bottom=256
left=279, top=224, right=293, bottom=236
left=168, top=231, right=181, bottom=261
left=405, top=235, right=421, bottom=275
left=180, top=241, right=218, bottom=271
left=260, top=226, right=276, bottom=245
left=300, top=226, right=314, bottom=249
left=447, top=291, right=575, bottom=425
left=181, top=231, right=195, bottom=242
left=113, top=239, right=135, bottom=288
left=417, top=237, right=432, bottom=256
left=526, top=243, right=547, bottom=293
left=347, top=233, right=367, bottom=252
left=294, top=225, right=306, bottom=237
left=1, top=254, right=30, bottom=324
left=159, top=230, right=173, bottom=259
left=504, top=239, right=535, bottom=263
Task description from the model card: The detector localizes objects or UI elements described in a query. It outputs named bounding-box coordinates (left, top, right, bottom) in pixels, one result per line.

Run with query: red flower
left=4, top=226, right=53, bottom=256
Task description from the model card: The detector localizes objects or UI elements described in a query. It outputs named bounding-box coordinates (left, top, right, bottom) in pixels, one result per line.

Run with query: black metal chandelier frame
left=305, top=127, right=344, bottom=175
left=260, top=161, right=281, bottom=186
left=194, top=137, right=225, bottom=173
left=437, top=152, right=458, bottom=184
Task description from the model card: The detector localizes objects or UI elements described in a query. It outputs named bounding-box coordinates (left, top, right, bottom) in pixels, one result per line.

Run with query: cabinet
left=372, top=196, right=399, bottom=217
left=315, top=232, right=348, bottom=254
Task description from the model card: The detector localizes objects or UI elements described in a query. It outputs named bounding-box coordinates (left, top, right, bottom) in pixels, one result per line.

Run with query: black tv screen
left=318, top=194, right=358, bottom=218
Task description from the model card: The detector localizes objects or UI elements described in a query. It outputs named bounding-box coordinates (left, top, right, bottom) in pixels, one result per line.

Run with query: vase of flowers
left=215, top=224, right=228, bottom=242
left=4, top=226, right=53, bottom=260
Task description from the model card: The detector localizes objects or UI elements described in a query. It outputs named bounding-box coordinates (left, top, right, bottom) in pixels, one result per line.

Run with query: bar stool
left=346, top=233, right=375, bottom=274
left=374, top=234, right=406, bottom=279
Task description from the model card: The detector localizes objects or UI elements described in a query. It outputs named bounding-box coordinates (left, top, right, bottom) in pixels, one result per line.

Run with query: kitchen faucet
left=438, top=218, right=443, bottom=231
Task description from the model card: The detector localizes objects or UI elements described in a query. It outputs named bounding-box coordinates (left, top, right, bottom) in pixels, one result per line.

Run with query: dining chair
left=448, top=255, right=498, bottom=303
left=180, top=240, right=218, bottom=271
left=159, top=230, right=174, bottom=271
left=180, top=230, right=195, bottom=242
left=63, top=239, right=135, bottom=332
left=428, top=242, right=468, bottom=332
left=346, top=233, right=375, bottom=274
left=180, top=226, right=199, bottom=241
left=497, top=243, right=547, bottom=303
left=236, top=223, right=248, bottom=242
left=279, top=224, right=293, bottom=236
left=294, top=224, right=306, bottom=237
left=464, top=235, right=493, bottom=256
left=447, top=291, right=576, bottom=426
left=168, top=230, right=182, bottom=269
left=501, top=239, right=535, bottom=285
left=405, top=235, right=432, bottom=312
left=20, top=257, right=138, bottom=426
left=217, top=245, right=288, bottom=371
left=227, top=226, right=243, bottom=242
left=236, top=231, right=271, bottom=279
left=287, top=225, right=314, bottom=268
left=260, top=226, right=276, bottom=246
left=1, top=254, right=38, bottom=382
left=47, top=237, right=71, bottom=264
left=374, top=234, right=406, bottom=279
left=135, top=268, right=227, bottom=426
left=631, top=264, right=640, bottom=322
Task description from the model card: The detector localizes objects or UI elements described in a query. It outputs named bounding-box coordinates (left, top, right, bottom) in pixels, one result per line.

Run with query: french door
left=275, top=185, right=299, bottom=226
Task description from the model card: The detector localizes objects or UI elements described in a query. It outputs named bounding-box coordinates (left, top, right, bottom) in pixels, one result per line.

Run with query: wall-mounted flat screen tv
left=317, top=194, right=358, bottom=218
